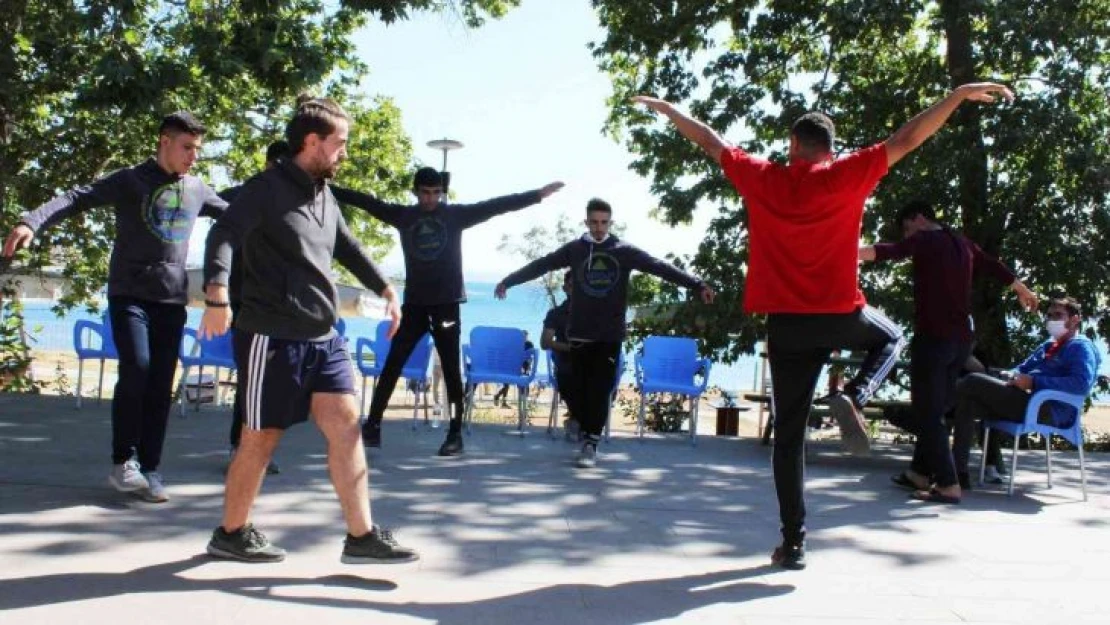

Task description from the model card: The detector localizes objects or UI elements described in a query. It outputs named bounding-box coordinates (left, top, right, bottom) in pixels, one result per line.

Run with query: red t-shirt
left=720, top=143, right=889, bottom=313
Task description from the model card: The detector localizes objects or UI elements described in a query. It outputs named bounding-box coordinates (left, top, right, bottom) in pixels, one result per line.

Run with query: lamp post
left=426, top=138, right=463, bottom=192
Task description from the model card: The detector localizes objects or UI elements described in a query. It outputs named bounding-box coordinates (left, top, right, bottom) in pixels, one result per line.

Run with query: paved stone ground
left=1, top=393, right=1108, bottom=624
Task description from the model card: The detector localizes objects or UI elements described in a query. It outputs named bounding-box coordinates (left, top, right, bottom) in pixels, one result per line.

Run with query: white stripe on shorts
left=246, top=334, right=270, bottom=430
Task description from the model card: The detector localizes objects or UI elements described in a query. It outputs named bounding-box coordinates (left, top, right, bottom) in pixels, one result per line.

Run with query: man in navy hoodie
left=951, top=296, right=1101, bottom=480
left=495, top=198, right=715, bottom=468
left=2, top=112, right=226, bottom=503
left=332, top=169, right=563, bottom=457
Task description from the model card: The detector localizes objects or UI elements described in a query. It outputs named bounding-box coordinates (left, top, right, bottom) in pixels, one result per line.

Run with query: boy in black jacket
left=496, top=199, right=715, bottom=468
left=333, top=170, right=563, bottom=456
left=2, top=112, right=226, bottom=503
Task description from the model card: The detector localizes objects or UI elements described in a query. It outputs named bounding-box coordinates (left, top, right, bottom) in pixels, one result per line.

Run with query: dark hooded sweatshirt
left=331, top=187, right=543, bottom=306
left=500, top=234, right=706, bottom=342
left=204, top=158, right=389, bottom=341
left=19, top=158, right=227, bottom=305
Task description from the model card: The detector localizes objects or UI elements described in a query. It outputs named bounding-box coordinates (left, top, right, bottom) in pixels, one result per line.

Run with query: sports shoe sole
left=340, top=552, right=420, bottom=565
left=135, top=489, right=170, bottom=503
left=828, top=395, right=871, bottom=456
left=109, top=474, right=148, bottom=493
left=206, top=543, right=286, bottom=563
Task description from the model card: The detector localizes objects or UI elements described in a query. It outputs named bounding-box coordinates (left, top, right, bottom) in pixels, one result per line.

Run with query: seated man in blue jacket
left=952, top=296, right=1101, bottom=483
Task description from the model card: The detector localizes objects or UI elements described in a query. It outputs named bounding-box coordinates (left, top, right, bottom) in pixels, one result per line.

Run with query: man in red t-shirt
left=635, top=82, right=1013, bottom=570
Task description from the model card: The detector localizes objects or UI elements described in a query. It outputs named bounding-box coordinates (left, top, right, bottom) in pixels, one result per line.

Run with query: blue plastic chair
left=461, top=326, right=538, bottom=434
left=634, top=336, right=711, bottom=445
left=177, top=328, right=237, bottom=416
left=73, top=314, right=118, bottom=408
left=354, top=320, right=436, bottom=429
left=980, top=389, right=1089, bottom=500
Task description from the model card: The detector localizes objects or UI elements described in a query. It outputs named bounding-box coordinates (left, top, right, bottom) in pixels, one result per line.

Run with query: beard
left=313, top=145, right=341, bottom=179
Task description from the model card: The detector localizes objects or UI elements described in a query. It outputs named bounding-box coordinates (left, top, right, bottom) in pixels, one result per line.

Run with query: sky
left=347, top=0, right=715, bottom=281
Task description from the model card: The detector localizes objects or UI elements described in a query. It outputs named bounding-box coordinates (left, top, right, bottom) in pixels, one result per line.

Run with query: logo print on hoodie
left=409, top=216, right=448, bottom=261
left=143, top=182, right=191, bottom=243
left=579, top=253, right=620, bottom=297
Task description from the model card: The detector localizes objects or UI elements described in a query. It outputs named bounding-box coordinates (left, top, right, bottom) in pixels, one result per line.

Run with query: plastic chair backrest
left=335, top=317, right=347, bottom=336
left=180, top=328, right=236, bottom=367
left=73, top=314, right=117, bottom=358
left=469, top=326, right=527, bottom=376
left=640, top=336, right=699, bottom=385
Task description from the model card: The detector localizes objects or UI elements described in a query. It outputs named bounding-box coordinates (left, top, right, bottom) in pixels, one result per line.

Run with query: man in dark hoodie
left=495, top=198, right=716, bottom=468
left=200, top=96, right=415, bottom=565
left=219, top=140, right=289, bottom=475
left=332, top=169, right=564, bottom=457
left=2, top=111, right=227, bottom=503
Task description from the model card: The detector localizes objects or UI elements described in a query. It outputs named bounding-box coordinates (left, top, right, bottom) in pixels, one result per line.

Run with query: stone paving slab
left=1, top=393, right=1109, bottom=624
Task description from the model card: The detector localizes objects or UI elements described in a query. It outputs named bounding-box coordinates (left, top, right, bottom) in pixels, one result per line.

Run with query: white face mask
left=1046, top=319, right=1069, bottom=339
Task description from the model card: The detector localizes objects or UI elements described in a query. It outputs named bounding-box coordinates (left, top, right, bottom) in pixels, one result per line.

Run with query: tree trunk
left=941, top=0, right=1013, bottom=367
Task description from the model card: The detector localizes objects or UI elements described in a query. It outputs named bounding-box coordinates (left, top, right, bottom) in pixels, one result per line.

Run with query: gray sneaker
left=207, top=523, right=286, bottom=563
left=564, top=418, right=581, bottom=442
left=575, top=441, right=597, bottom=468
left=829, top=394, right=871, bottom=456
left=341, top=526, right=419, bottom=564
left=109, top=459, right=149, bottom=492
left=138, top=471, right=169, bottom=503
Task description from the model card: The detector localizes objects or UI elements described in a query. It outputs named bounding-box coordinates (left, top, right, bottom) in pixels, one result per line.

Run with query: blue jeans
left=108, top=297, right=186, bottom=471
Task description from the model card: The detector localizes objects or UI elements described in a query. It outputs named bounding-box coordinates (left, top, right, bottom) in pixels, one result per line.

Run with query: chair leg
left=604, top=390, right=614, bottom=443
left=547, top=388, right=559, bottom=437
left=689, top=395, right=699, bottom=446
left=96, top=359, right=106, bottom=405
left=980, top=427, right=991, bottom=486
left=1078, top=436, right=1088, bottom=502
left=75, top=358, right=85, bottom=409
left=1045, top=433, right=1053, bottom=489
left=463, top=384, right=474, bottom=435
left=178, top=365, right=190, bottom=418
left=1007, top=434, right=1019, bottom=497
left=410, top=380, right=420, bottom=431
left=638, top=391, right=647, bottom=440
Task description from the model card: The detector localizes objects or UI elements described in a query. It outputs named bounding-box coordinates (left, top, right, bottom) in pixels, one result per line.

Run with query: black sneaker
left=771, top=540, right=806, bottom=570
left=362, top=420, right=382, bottom=449
left=437, top=431, right=464, bottom=456
left=207, top=523, right=286, bottom=563
left=341, top=525, right=420, bottom=564
left=957, top=471, right=973, bottom=491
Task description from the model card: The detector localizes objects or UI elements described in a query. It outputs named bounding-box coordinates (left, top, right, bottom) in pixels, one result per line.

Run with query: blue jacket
left=1015, top=335, right=1101, bottom=426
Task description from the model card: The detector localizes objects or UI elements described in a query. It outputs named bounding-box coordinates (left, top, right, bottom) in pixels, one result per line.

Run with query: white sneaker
left=139, top=471, right=169, bottom=503
left=983, top=466, right=1007, bottom=485
left=575, top=442, right=597, bottom=468
left=109, top=460, right=149, bottom=492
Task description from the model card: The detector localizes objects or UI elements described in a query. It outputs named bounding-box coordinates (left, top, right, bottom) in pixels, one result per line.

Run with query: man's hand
left=494, top=282, right=508, bottom=300
left=955, top=82, right=1014, bottom=103
left=380, top=285, right=402, bottom=339
left=1008, top=373, right=1034, bottom=392
left=2, top=224, right=34, bottom=258
left=631, top=95, right=671, bottom=114
left=539, top=182, right=565, bottom=198
left=699, top=285, right=716, bottom=304
left=1012, top=281, right=1039, bottom=313
left=199, top=285, right=232, bottom=340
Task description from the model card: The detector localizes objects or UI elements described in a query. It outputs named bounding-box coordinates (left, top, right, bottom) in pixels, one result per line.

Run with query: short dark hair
left=1050, top=296, right=1082, bottom=318
left=586, top=198, right=612, bottom=215
left=413, top=167, right=443, bottom=188
left=265, top=140, right=290, bottom=163
left=159, top=111, right=206, bottom=137
left=285, top=94, right=351, bottom=154
left=790, top=112, right=835, bottom=153
left=896, top=200, right=936, bottom=225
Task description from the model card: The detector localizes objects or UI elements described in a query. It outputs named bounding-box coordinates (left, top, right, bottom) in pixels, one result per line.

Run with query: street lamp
left=426, top=138, right=463, bottom=192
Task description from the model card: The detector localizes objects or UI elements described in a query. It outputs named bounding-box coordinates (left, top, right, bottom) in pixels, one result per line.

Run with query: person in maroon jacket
left=860, top=201, right=1038, bottom=504
left=635, top=82, right=1014, bottom=570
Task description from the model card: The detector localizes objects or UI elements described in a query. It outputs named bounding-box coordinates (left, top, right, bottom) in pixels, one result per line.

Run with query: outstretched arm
left=454, top=182, right=564, bottom=229
left=331, top=186, right=407, bottom=226
left=632, top=96, right=729, bottom=163
left=495, top=244, right=573, bottom=299
left=885, top=82, right=1013, bottom=167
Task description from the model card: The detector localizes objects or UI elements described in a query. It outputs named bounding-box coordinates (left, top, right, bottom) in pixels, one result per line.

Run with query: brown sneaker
left=829, top=394, right=870, bottom=456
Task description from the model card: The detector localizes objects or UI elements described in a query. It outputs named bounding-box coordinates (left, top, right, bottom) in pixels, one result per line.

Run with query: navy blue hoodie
left=500, top=234, right=706, bottom=342
left=331, top=187, right=543, bottom=306
left=19, top=158, right=226, bottom=305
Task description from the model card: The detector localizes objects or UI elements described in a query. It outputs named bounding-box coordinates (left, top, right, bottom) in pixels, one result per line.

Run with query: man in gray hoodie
left=200, top=96, right=416, bottom=565
left=2, top=111, right=226, bottom=503
left=496, top=198, right=715, bottom=468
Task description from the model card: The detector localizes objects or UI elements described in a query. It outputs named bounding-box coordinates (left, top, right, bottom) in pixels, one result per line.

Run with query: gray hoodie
left=204, top=158, right=389, bottom=341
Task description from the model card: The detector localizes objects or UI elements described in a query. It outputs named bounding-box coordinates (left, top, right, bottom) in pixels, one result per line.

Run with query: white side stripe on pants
left=246, top=334, right=270, bottom=430
left=858, top=307, right=905, bottom=404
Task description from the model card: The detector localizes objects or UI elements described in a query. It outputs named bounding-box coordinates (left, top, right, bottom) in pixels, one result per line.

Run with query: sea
left=12, top=280, right=766, bottom=393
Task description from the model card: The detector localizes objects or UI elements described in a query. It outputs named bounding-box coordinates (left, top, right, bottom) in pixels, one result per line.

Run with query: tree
left=497, top=213, right=580, bottom=307
left=0, top=0, right=519, bottom=313
left=591, top=0, right=1110, bottom=367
